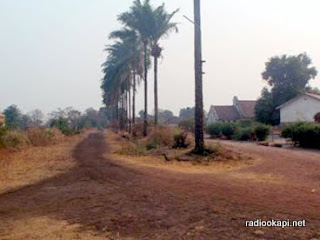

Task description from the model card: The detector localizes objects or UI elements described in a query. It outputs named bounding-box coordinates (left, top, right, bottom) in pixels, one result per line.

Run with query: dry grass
left=0, top=133, right=86, bottom=194
left=107, top=131, right=254, bottom=174
left=26, top=127, right=65, bottom=146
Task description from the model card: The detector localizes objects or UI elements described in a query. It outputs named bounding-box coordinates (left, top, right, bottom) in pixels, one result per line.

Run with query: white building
left=276, top=93, right=320, bottom=123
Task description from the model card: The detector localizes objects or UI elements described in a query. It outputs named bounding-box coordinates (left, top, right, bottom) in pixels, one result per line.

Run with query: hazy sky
left=1, top=0, right=320, bottom=116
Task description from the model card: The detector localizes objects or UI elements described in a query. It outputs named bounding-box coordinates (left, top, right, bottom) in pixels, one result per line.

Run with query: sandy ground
left=0, top=131, right=320, bottom=240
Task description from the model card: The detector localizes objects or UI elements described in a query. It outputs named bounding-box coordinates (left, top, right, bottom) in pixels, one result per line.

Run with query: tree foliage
left=256, top=53, right=317, bottom=125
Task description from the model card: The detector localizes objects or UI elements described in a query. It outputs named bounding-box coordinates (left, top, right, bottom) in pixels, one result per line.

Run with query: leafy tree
left=306, top=85, right=320, bottom=95
left=158, top=109, right=174, bottom=122
left=27, top=109, right=44, bottom=127
left=179, top=107, right=195, bottom=120
left=4, top=105, right=22, bottom=129
left=149, top=5, right=178, bottom=126
left=255, top=88, right=279, bottom=125
left=262, top=53, right=317, bottom=106
left=256, top=53, right=317, bottom=125
left=118, top=0, right=155, bottom=136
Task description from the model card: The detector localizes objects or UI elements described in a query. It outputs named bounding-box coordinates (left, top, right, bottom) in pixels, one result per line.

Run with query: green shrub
left=235, top=119, right=256, bottom=128
left=233, top=127, right=253, bottom=141
left=172, top=131, right=189, bottom=149
left=206, top=122, right=235, bottom=139
left=282, top=122, right=320, bottom=148
left=1, top=131, right=30, bottom=148
left=254, top=124, right=270, bottom=141
left=50, top=117, right=74, bottom=135
left=206, top=122, right=222, bottom=138
left=178, top=119, right=194, bottom=133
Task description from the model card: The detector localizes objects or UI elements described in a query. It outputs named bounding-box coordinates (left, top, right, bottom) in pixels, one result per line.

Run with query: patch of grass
left=116, top=141, right=147, bottom=156
left=26, top=127, right=65, bottom=146
left=1, top=131, right=30, bottom=149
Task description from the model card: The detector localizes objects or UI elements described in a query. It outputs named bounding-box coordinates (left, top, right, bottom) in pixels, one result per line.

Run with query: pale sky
left=1, top=0, right=320, bottom=116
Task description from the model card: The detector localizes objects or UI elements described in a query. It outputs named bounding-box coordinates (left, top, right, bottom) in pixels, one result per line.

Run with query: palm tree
left=101, top=41, right=133, bottom=130
left=193, top=0, right=205, bottom=154
left=118, top=0, right=154, bottom=136
left=109, top=28, right=143, bottom=127
left=150, top=5, right=179, bottom=126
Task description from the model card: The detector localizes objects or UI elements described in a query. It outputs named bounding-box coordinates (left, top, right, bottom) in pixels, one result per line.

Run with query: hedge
left=282, top=122, right=320, bottom=148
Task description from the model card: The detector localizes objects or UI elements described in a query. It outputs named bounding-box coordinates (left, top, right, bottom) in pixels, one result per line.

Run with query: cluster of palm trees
left=101, top=0, right=179, bottom=136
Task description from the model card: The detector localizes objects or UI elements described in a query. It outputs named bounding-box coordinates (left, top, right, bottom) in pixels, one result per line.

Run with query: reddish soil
left=1, top=132, right=320, bottom=240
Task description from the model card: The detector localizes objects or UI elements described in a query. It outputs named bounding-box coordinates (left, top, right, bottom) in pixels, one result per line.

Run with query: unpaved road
left=0, top=132, right=320, bottom=240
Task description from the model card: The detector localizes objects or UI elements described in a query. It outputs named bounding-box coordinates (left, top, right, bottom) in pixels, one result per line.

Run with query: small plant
left=172, top=131, right=189, bottom=149
left=145, top=128, right=174, bottom=149
left=26, top=127, right=64, bottom=146
left=116, top=141, right=147, bottom=156
left=178, top=119, right=194, bottom=133
left=233, top=127, right=253, bottom=141
left=282, top=122, right=320, bottom=148
left=1, top=130, right=30, bottom=149
left=254, top=124, right=270, bottom=141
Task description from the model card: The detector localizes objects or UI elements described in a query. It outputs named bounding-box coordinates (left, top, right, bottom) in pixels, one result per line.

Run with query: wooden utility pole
left=194, top=0, right=205, bottom=154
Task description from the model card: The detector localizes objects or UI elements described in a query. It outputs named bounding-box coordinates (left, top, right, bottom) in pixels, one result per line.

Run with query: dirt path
left=0, top=132, right=320, bottom=240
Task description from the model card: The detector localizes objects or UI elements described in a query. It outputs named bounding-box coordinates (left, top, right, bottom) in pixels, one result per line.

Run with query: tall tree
left=118, top=0, right=154, bottom=136
left=193, top=0, right=205, bottom=154
left=4, top=105, right=22, bottom=130
left=150, top=5, right=179, bottom=126
left=256, top=53, right=317, bottom=125
left=109, top=28, right=143, bottom=127
left=262, top=53, right=317, bottom=106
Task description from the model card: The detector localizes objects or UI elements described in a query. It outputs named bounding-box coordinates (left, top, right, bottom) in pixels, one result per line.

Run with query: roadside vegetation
left=206, top=120, right=270, bottom=142
left=282, top=122, right=320, bottom=149
left=0, top=105, right=111, bottom=150
left=112, top=124, right=247, bottom=165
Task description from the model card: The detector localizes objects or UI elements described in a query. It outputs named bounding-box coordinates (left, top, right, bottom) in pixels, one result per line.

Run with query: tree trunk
left=143, top=42, right=148, bottom=137
left=128, top=85, right=132, bottom=133
left=154, top=56, right=158, bottom=126
left=132, top=71, right=136, bottom=125
left=194, top=0, right=204, bottom=154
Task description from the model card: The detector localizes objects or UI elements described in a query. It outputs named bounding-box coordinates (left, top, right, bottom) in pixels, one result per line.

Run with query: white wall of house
left=280, top=95, right=320, bottom=123
left=207, top=110, right=218, bottom=123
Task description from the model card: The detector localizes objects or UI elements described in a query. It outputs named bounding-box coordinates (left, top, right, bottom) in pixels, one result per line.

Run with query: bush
left=233, top=127, right=253, bottom=141
left=206, top=122, right=235, bottom=139
left=254, top=124, right=270, bottom=141
left=116, top=141, right=147, bottom=156
left=1, top=131, right=30, bottom=149
left=282, top=122, right=320, bottom=148
left=145, top=128, right=174, bottom=150
left=235, top=119, right=256, bottom=128
left=26, top=127, right=64, bottom=146
left=178, top=119, right=194, bottom=133
left=50, top=117, right=74, bottom=135
left=172, top=130, right=190, bottom=149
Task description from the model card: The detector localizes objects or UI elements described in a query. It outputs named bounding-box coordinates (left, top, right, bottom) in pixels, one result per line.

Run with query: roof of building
left=237, top=100, right=257, bottom=118
left=212, top=105, right=240, bottom=121
left=276, top=93, right=320, bottom=110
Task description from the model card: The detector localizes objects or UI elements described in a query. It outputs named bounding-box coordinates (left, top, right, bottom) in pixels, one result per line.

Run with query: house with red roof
left=208, top=97, right=257, bottom=123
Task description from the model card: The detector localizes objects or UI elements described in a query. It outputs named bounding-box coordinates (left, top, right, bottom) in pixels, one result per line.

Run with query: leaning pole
left=194, top=0, right=205, bottom=153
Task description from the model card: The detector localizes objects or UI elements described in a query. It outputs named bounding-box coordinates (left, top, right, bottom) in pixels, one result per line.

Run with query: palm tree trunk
left=154, top=56, right=158, bottom=126
left=132, top=71, right=136, bottom=125
left=194, top=0, right=204, bottom=154
left=143, top=42, right=148, bottom=137
left=128, top=86, right=132, bottom=133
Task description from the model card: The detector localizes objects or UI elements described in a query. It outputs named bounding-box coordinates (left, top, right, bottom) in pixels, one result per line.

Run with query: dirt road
left=0, top=132, right=320, bottom=239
